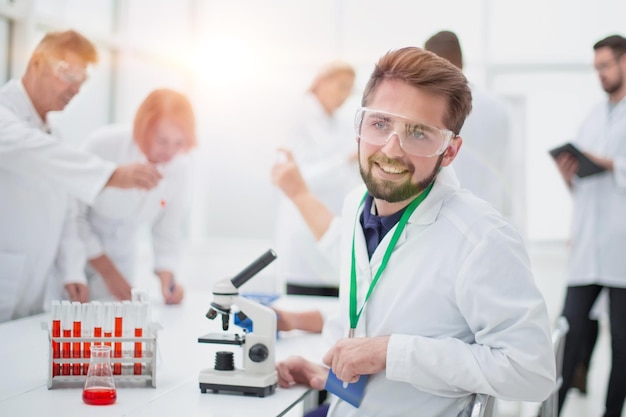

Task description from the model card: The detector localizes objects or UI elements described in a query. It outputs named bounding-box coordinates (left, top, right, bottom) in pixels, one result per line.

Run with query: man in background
left=0, top=29, right=161, bottom=322
left=553, top=34, right=626, bottom=417
left=425, top=30, right=513, bottom=224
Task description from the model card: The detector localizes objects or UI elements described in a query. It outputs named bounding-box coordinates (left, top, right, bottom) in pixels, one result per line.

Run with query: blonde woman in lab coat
left=78, top=89, right=196, bottom=304
left=274, top=61, right=361, bottom=297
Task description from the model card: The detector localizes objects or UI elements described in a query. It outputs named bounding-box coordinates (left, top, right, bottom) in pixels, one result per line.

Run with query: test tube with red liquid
left=51, top=301, right=61, bottom=377
left=71, top=302, right=82, bottom=375
left=113, top=303, right=123, bottom=375
left=61, top=301, right=72, bottom=375
left=133, top=301, right=148, bottom=375
left=82, top=303, right=93, bottom=375
left=103, top=302, right=113, bottom=348
left=92, top=301, right=103, bottom=346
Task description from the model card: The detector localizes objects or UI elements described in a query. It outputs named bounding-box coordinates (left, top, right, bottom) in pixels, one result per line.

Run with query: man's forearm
left=89, top=254, right=121, bottom=277
left=291, top=191, right=334, bottom=241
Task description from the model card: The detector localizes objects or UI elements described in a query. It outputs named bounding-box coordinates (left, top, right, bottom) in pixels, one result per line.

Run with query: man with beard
left=553, top=34, right=626, bottom=417
left=275, top=47, right=555, bottom=417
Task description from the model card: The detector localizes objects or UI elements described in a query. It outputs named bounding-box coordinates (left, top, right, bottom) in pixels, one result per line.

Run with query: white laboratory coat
left=453, top=83, right=512, bottom=221
left=0, top=80, right=115, bottom=322
left=274, top=93, right=361, bottom=287
left=77, top=125, right=192, bottom=299
left=322, top=167, right=555, bottom=417
left=569, top=97, right=626, bottom=288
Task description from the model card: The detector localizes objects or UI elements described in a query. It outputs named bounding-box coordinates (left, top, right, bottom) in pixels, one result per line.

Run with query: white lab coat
left=274, top=93, right=361, bottom=287
left=322, top=167, right=555, bottom=417
left=0, top=80, right=115, bottom=322
left=453, top=83, right=512, bottom=221
left=569, top=97, right=626, bottom=287
left=77, top=125, right=192, bottom=299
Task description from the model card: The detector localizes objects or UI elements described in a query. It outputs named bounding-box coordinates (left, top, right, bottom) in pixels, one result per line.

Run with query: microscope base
left=199, top=381, right=276, bottom=397
left=198, top=369, right=277, bottom=397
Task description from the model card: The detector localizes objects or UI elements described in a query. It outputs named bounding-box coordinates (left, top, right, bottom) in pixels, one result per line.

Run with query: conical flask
left=83, top=345, right=117, bottom=405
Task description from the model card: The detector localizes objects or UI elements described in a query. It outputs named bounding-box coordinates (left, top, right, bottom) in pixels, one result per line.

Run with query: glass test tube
left=82, top=303, right=94, bottom=375
left=103, top=302, right=113, bottom=348
left=71, top=302, right=82, bottom=375
left=131, top=288, right=148, bottom=303
left=133, top=301, right=148, bottom=375
left=51, top=300, right=61, bottom=377
left=92, top=301, right=103, bottom=346
left=122, top=301, right=133, bottom=375
left=113, top=302, right=123, bottom=375
left=61, top=301, right=72, bottom=375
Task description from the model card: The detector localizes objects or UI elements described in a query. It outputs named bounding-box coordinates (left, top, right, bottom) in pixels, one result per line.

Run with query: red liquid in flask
left=83, top=387, right=117, bottom=405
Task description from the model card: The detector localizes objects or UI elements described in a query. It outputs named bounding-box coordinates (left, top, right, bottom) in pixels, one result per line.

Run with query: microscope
left=198, top=249, right=278, bottom=397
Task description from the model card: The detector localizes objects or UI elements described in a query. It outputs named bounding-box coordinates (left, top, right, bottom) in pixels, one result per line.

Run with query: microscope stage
left=198, top=332, right=245, bottom=345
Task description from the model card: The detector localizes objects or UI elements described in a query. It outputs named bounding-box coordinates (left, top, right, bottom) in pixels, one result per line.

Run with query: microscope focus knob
left=248, top=343, right=269, bottom=363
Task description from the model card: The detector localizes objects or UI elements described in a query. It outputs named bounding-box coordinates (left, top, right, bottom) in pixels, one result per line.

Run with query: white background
left=1, top=0, right=625, bottom=243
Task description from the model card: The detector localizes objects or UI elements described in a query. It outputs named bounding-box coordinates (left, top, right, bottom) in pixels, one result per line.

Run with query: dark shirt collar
left=360, top=194, right=408, bottom=259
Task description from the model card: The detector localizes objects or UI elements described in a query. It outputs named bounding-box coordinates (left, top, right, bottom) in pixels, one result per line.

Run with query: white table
left=0, top=292, right=337, bottom=417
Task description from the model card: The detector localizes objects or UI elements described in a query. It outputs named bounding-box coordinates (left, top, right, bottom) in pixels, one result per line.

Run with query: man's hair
left=308, top=60, right=355, bottom=93
left=424, top=30, right=463, bottom=70
left=593, top=34, right=626, bottom=59
left=361, top=47, right=472, bottom=135
left=133, top=88, right=197, bottom=155
left=31, top=30, right=98, bottom=64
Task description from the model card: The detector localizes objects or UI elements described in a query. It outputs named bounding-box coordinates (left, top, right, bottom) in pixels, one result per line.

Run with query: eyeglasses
left=354, top=107, right=456, bottom=157
left=48, top=58, right=89, bottom=84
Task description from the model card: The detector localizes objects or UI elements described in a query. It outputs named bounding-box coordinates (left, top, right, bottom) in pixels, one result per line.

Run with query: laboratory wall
left=1, top=0, right=625, bottom=244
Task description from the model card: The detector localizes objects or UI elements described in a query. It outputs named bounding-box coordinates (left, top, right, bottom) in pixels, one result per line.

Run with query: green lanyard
left=348, top=182, right=434, bottom=337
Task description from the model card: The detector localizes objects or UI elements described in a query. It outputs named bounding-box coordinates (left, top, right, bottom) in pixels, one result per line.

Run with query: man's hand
left=271, top=148, right=309, bottom=200
left=276, top=355, right=328, bottom=390
left=271, top=147, right=334, bottom=240
left=106, top=163, right=162, bottom=190
left=322, top=336, right=390, bottom=385
left=156, top=270, right=184, bottom=305
left=65, top=282, right=89, bottom=302
left=555, top=152, right=579, bottom=189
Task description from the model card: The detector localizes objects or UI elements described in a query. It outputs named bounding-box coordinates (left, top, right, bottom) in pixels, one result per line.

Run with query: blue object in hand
left=325, top=369, right=367, bottom=408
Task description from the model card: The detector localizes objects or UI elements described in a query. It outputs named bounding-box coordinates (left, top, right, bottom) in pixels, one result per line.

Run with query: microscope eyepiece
left=230, top=249, right=277, bottom=288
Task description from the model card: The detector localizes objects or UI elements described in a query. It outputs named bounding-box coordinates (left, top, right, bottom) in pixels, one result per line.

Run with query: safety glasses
left=354, top=107, right=456, bottom=157
left=48, top=57, right=89, bottom=84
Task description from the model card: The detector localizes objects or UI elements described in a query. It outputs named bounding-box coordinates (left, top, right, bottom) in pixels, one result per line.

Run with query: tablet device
left=549, top=142, right=606, bottom=177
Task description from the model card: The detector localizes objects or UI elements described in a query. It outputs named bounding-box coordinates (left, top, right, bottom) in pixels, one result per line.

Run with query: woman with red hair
left=77, top=88, right=197, bottom=304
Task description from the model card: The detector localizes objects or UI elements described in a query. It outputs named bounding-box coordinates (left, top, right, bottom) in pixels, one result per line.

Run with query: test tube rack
left=42, top=322, right=162, bottom=389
